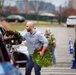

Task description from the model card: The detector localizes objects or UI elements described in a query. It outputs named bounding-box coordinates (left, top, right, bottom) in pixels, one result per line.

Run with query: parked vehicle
left=12, top=30, right=29, bottom=67
left=5, top=30, right=29, bottom=67
left=10, top=41, right=29, bottom=67
left=0, top=25, right=29, bottom=69
left=0, top=33, right=22, bottom=75
left=66, top=16, right=76, bottom=27
left=2, top=15, right=25, bottom=23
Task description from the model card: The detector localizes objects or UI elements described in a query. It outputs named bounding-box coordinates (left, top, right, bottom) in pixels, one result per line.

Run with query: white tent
left=39, top=13, right=56, bottom=17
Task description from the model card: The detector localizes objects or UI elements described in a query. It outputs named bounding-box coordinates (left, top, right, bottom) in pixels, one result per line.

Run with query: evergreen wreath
left=3, top=30, right=23, bottom=45
left=32, top=48, right=53, bottom=67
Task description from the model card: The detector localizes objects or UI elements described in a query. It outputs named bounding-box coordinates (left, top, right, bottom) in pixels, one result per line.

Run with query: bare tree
left=29, top=0, right=47, bottom=22
left=61, top=6, right=76, bottom=22
left=0, top=0, right=4, bottom=19
left=24, top=0, right=29, bottom=20
left=55, top=5, right=63, bottom=24
left=30, top=0, right=42, bottom=14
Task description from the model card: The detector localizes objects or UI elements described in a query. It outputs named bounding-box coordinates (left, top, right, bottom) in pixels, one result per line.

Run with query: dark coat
left=0, top=34, right=10, bottom=61
left=74, top=39, right=76, bottom=61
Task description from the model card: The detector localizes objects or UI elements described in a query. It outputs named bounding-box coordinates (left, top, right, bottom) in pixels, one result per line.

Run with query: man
left=23, top=22, right=48, bottom=75
left=0, top=31, right=10, bottom=61
left=45, top=29, right=56, bottom=64
left=74, top=39, right=76, bottom=61
left=0, top=20, right=12, bottom=61
left=74, top=25, right=76, bottom=61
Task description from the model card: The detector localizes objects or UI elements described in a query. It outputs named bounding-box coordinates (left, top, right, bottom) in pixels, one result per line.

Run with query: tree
left=29, top=0, right=47, bottom=22
left=24, top=0, right=29, bottom=20
left=64, top=6, right=76, bottom=16
left=55, top=5, right=63, bottom=24
left=0, top=0, right=4, bottom=19
left=61, top=6, right=76, bottom=22
left=55, top=5, right=76, bottom=23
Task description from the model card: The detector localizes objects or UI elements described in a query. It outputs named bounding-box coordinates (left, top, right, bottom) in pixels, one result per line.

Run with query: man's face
left=26, top=24, right=31, bottom=32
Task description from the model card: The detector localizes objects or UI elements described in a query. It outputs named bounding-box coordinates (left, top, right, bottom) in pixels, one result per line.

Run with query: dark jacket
left=0, top=34, right=10, bottom=61
left=74, top=39, right=76, bottom=61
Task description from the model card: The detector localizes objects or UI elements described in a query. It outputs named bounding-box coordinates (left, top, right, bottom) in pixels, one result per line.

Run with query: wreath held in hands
left=3, top=30, right=23, bottom=45
left=32, top=47, right=53, bottom=67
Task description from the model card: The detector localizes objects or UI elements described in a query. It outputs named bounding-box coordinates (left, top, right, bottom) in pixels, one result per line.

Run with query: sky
left=4, top=0, right=69, bottom=7
left=44, top=0, right=68, bottom=7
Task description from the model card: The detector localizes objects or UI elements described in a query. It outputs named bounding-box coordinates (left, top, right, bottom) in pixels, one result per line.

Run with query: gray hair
left=45, top=29, right=50, bottom=33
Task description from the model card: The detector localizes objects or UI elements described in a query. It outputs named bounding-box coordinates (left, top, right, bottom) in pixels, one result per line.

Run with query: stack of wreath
left=32, top=47, right=53, bottom=67
left=3, top=30, right=23, bottom=45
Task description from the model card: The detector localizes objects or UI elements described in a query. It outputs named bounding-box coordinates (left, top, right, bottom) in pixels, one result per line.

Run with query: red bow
left=38, top=47, right=48, bottom=54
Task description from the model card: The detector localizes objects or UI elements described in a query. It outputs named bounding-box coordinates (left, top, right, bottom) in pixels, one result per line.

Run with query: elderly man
left=23, top=21, right=48, bottom=75
left=45, top=29, right=56, bottom=64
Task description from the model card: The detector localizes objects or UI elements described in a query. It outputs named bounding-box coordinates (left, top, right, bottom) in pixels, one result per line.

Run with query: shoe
left=52, top=62, right=56, bottom=65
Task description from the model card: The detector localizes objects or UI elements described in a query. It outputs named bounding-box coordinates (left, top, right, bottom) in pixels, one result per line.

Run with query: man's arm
left=38, top=33, right=48, bottom=56
left=40, top=46, right=47, bottom=56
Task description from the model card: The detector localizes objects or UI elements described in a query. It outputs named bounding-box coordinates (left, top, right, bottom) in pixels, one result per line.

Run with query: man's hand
left=4, top=35, right=13, bottom=40
left=39, top=46, right=47, bottom=56
left=39, top=50, right=44, bottom=56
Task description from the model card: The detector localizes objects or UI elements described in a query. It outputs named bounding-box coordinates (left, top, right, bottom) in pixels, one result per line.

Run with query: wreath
left=32, top=47, right=53, bottom=67
left=3, top=30, right=23, bottom=45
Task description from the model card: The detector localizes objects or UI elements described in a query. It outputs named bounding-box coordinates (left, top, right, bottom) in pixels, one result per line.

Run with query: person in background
left=0, top=30, right=10, bottom=62
left=0, top=20, right=12, bottom=55
left=45, top=29, right=56, bottom=64
left=0, top=20, right=11, bottom=61
left=74, top=25, right=76, bottom=62
left=23, top=21, right=48, bottom=75
left=74, top=39, right=76, bottom=61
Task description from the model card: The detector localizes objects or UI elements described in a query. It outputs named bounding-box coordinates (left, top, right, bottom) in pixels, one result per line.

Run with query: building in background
left=3, top=0, right=56, bottom=14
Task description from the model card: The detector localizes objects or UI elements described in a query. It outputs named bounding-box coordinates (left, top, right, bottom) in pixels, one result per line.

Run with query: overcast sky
left=44, top=0, right=68, bottom=6
left=4, top=0, right=69, bottom=7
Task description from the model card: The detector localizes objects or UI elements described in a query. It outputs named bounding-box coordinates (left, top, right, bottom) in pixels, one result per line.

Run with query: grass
left=9, top=20, right=64, bottom=31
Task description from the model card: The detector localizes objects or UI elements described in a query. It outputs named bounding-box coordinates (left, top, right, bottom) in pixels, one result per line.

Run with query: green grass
left=9, top=20, right=64, bottom=31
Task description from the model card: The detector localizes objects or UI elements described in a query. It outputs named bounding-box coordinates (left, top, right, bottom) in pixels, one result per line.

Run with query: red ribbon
left=38, top=47, right=48, bottom=54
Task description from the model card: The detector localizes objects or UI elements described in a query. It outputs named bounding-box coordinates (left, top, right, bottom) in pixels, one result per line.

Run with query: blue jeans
left=25, top=55, right=41, bottom=75
left=51, top=48, right=56, bottom=63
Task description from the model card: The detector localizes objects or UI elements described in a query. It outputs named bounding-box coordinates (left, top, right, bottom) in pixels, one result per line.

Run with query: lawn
left=8, top=20, right=64, bottom=31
